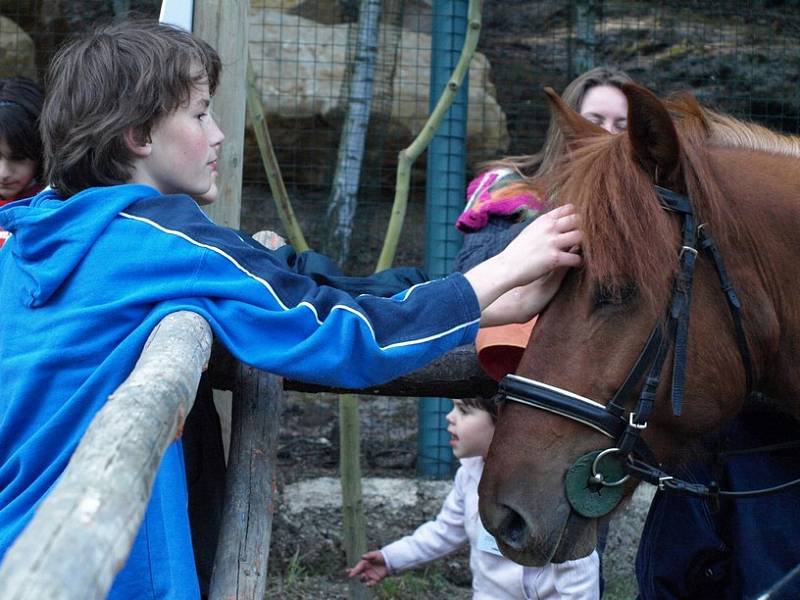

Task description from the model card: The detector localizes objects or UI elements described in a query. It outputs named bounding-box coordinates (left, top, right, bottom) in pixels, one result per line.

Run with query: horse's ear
left=544, top=86, right=606, bottom=145
left=623, top=83, right=681, bottom=184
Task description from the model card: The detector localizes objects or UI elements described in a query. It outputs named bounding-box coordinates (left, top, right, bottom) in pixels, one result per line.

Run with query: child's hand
left=346, top=550, right=389, bottom=587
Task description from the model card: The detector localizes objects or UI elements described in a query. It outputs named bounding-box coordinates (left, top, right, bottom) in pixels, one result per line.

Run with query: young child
left=0, top=76, right=44, bottom=248
left=0, top=20, right=581, bottom=599
left=347, top=396, right=600, bottom=599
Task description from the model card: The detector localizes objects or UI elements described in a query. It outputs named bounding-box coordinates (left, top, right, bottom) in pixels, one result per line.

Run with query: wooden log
left=0, top=312, right=213, bottom=600
left=208, top=343, right=496, bottom=398
left=209, top=366, right=282, bottom=600
left=285, top=346, right=497, bottom=398
left=339, top=393, right=370, bottom=600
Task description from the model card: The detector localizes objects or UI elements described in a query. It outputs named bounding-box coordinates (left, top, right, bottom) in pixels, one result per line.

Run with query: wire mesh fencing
left=3, top=0, right=799, bottom=477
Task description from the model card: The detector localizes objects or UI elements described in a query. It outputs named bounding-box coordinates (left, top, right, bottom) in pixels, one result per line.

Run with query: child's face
left=446, top=399, right=495, bottom=459
left=133, top=80, right=224, bottom=197
left=0, top=138, right=36, bottom=200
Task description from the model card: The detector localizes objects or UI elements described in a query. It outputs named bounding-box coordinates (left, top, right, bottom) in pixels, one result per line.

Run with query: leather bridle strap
left=697, top=226, right=755, bottom=393
left=498, top=375, right=658, bottom=464
left=655, top=185, right=700, bottom=417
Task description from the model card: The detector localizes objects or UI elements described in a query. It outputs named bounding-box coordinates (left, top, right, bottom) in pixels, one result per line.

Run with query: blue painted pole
left=417, top=0, right=469, bottom=478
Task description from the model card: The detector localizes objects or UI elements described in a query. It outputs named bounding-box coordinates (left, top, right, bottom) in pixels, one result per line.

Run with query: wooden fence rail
left=0, top=311, right=489, bottom=598
left=0, top=312, right=213, bottom=600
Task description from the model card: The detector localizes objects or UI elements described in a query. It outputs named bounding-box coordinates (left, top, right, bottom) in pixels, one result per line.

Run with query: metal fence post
left=418, top=0, right=469, bottom=478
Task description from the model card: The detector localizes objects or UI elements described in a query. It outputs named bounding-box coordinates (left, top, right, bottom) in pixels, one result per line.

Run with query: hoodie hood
left=0, top=184, right=159, bottom=307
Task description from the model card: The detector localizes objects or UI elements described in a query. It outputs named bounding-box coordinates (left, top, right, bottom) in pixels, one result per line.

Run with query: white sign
left=158, top=0, right=194, bottom=32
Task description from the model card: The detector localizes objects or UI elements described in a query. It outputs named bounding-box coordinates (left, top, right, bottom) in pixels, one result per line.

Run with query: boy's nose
left=0, top=159, right=11, bottom=178
left=208, top=116, right=225, bottom=147
left=445, top=408, right=456, bottom=423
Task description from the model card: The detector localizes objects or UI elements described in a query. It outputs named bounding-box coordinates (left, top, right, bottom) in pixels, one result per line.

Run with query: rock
left=247, top=8, right=509, bottom=187
left=0, top=16, right=36, bottom=81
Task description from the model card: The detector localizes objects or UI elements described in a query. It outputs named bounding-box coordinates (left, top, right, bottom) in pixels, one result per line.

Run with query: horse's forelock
left=549, top=95, right=757, bottom=313
left=552, top=133, right=677, bottom=312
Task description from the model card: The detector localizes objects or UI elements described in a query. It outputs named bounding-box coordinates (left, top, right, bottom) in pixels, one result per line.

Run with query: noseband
left=496, top=185, right=779, bottom=518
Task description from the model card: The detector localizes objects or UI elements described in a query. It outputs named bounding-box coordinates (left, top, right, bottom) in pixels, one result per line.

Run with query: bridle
left=496, top=186, right=800, bottom=518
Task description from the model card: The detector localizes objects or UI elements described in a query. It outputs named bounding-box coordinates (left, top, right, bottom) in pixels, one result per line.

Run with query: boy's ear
left=123, top=127, right=152, bottom=158
left=543, top=86, right=607, bottom=147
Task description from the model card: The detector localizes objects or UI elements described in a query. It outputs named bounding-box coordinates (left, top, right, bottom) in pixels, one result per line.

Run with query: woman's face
left=579, top=84, right=628, bottom=134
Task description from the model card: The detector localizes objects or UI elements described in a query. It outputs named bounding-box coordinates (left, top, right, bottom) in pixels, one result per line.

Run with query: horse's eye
left=594, top=283, right=636, bottom=307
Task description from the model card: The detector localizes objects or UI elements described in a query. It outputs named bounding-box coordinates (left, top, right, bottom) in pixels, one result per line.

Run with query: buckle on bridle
left=658, top=475, right=674, bottom=490
left=679, top=245, right=698, bottom=258
left=628, top=413, right=648, bottom=429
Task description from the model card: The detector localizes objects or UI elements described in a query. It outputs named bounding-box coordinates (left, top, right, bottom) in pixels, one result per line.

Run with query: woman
left=454, top=66, right=632, bottom=380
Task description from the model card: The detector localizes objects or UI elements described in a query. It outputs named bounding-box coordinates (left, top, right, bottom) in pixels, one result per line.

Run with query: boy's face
left=131, top=81, right=224, bottom=197
left=446, top=399, right=495, bottom=460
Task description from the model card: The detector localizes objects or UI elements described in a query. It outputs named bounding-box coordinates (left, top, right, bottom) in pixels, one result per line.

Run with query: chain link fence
left=3, top=0, right=798, bottom=478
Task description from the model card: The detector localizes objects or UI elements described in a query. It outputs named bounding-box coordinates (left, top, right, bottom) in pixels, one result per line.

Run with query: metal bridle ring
left=591, top=448, right=631, bottom=487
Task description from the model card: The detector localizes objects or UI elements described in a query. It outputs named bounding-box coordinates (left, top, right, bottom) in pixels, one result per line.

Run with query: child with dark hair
left=348, top=394, right=600, bottom=599
left=0, top=20, right=581, bottom=599
left=0, top=76, right=44, bottom=248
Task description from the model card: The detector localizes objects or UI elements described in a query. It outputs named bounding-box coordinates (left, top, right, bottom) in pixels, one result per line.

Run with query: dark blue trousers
left=635, top=409, right=800, bottom=599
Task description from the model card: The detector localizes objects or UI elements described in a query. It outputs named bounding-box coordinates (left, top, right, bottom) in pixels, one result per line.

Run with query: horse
left=477, top=82, right=800, bottom=567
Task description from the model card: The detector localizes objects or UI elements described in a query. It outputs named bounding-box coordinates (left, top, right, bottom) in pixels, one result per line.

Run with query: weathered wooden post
left=209, top=367, right=282, bottom=600
left=194, top=0, right=248, bottom=229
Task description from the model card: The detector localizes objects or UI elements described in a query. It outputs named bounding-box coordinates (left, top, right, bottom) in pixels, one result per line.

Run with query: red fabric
left=0, top=182, right=44, bottom=248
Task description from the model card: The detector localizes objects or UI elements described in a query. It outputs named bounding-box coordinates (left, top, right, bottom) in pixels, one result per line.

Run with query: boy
left=348, top=396, right=600, bottom=599
left=0, top=20, right=581, bottom=599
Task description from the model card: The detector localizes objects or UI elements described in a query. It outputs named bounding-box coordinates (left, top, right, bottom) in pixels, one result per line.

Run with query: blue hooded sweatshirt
left=0, top=184, right=480, bottom=598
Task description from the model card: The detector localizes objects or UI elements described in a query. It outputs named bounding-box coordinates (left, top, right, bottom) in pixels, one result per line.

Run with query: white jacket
left=380, top=457, right=599, bottom=600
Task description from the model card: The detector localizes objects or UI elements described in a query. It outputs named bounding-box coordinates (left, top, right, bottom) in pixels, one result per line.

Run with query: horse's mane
left=548, top=93, right=800, bottom=311
left=705, top=108, right=800, bottom=158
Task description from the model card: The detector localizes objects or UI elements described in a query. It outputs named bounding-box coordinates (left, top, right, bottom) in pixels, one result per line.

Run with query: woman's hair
left=0, top=77, right=44, bottom=180
left=485, top=66, right=633, bottom=184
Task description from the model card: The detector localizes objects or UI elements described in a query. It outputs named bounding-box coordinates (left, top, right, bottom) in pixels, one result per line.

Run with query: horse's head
left=479, top=84, right=764, bottom=565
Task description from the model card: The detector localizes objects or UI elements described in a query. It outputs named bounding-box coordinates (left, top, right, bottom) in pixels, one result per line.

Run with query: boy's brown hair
left=41, top=20, right=221, bottom=197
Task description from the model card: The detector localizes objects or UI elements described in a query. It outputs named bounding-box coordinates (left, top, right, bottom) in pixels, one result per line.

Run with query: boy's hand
left=480, top=266, right=570, bottom=327
left=497, top=204, right=582, bottom=288
left=346, top=550, right=389, bottom=587
left=464, top=204, right=582, bottom=312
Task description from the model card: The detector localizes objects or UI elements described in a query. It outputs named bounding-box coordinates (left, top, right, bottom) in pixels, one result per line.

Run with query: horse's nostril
left=498, top=504, right=528, bottom=551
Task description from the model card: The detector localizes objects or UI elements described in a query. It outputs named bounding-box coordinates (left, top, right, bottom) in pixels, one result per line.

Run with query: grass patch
left=603, top=577, right=638, bottom=600
left=373, top=569, right=465, bottom=600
